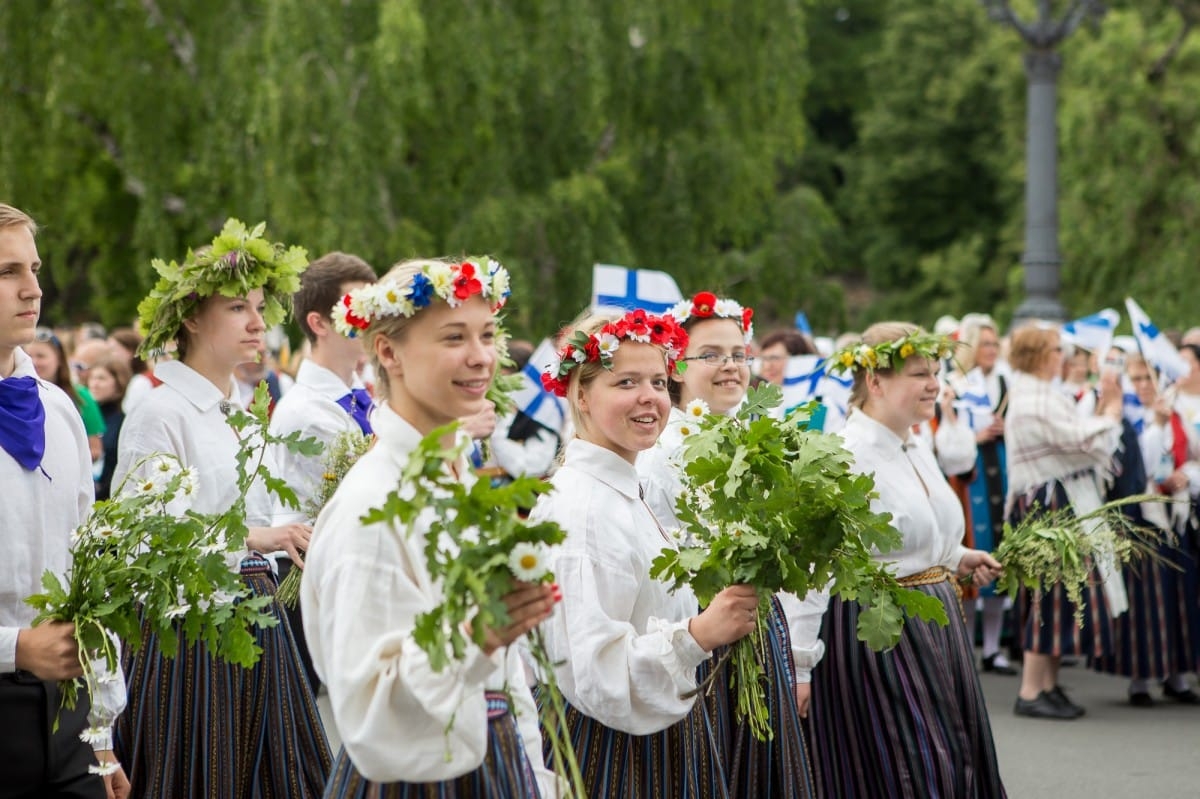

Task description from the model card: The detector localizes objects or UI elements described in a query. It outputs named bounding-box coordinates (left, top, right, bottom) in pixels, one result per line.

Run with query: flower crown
left=137, top=219, right=308, bottom=357
left=540, top=309, right=689, bottom=397
left=669, top=291, right=754, bottom=344
left=827, top=330, right=957, bottom=375
left=333, top=258, right=511, bottom=337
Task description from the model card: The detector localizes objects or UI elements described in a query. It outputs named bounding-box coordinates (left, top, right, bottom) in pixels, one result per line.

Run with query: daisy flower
left=508, top=542, right=551, bottom=582
left=684, top=398, right=710, bottom=419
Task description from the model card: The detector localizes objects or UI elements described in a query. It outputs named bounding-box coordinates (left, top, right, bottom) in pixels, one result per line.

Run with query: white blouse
left=531, top=438, right=710, bottom=735
left=301, top=404, right=553, bottom=791
left=268, top=359, right=367, bottom=520
left=838, top=410, right=969, bottom=578
left=114, top=360, right=281, bottom=566
left=0, top=348, right=126, bottom=748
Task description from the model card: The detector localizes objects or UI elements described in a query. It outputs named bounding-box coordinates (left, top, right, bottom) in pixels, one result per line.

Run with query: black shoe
left=1129, top=691, right=1155, bottom=707
left=982, top=653, right=1018, bottom=675
left=1014, top=691, right=1080, bottom=720
left=1047, top=685, right=1086, bottom=717
left=1162, top=683, right=1200, bottom=704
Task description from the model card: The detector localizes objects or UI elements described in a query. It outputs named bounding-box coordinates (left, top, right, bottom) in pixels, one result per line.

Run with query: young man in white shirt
left=268, top=251, right=376, bottom=689
left=0, top=204, right=129, bottom=797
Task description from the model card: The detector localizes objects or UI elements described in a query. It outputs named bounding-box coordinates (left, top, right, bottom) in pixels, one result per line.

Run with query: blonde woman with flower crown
left=300, top=258, right=558, bottom=798
left=113, top=221, right=331, bottom=797
left=531, top=309, right=759, bottom=799
left=636, top=291, right=817, bottom=799
left=806, top=322, right=1006, bottom=799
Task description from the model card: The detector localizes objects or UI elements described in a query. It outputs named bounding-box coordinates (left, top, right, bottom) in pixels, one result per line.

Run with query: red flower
left=742, top=306, right=754, bottom=333
left=691, top=291, right=717, bottom=318
left=541, top=372, right=568, bottom=397
left=584, top=337, right=601, bottom=361
left=453, top=262, right=483, bottom=300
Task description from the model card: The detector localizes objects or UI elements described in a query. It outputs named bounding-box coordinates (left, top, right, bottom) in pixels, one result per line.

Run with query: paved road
left=980, top=663, right=1200, bottom=798
left=319, top=660, right=1200, bottom=797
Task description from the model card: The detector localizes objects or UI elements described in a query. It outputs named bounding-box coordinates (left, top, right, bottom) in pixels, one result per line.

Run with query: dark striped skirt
left=701, top=594, right=818, bottom=799
left=1093, top=531, right=1200, bottom=678
left=809, top=578, right=1005, bottom=799
left=323, top=692, right=539, bottom=798
left=115, top=556, right=332, bottom=798
left=1008, top=483, right=1114, bottom=658
left=535, top=689, right=728, bottom=799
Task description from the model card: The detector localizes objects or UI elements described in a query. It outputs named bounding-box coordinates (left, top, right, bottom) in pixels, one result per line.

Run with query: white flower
left=165, top=603, right=190, bottom=619
left=596, top=333, right=620, bottom=359
left=684, top=398, right=710, bottom=419
left=198, top=532, right=228, bottom=556
left=570, top=347, right=587, bottom=363
left=79, top=726, right=108, bottom=745
left=678, top=423, right=694, bottom=438
left=508, top=542, right=551, bottom=582
left=179, top=467, right=199, bottom=497
left=669, top=299, right=692, bottom=320
left=426, top=262, right=454, bottom=297
left=378, top=285, right=415, bottom=318
left=713, top=299, right=742, bottom=319
left=88, top=761, right=119, bottom=777
left=488, top=260, right=510, bottom=299
left=667, top=527, right=687, bottom=544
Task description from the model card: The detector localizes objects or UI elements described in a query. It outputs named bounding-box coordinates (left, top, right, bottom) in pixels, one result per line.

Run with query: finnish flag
left=1061, top=308, right=1119, bottom=356
left=512, top=339, right=568, bottom=434
left=1124, top=297, right=1189, bottom=382
left=591, top=264, right=684, bottom=315
left=781, top=355, right=825, bottom=411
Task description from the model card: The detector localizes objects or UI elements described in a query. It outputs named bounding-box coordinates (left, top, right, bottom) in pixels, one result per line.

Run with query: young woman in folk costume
left=301, top=258, right=559, bottom=798
left=637, top=291, right=817, bottom=799
left=805, top=322, right=1007, bottom=799
left=532, top=309, right=760, bottom=799
left=113, top=221, right=332, bottom=797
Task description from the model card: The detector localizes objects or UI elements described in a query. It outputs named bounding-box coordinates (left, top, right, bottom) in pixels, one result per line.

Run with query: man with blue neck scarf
left=0, top=204, right=129, bottom=798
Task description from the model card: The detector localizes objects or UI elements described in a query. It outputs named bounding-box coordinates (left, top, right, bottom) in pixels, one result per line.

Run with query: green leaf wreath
left=650, top=383, right=948, bottom=741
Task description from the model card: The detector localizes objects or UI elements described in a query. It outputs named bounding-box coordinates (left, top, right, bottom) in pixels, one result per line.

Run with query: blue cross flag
left=591, top=264, right=684, bottom=315
left=1125, top=297, right=1189, bottom=382
left=1061, top=308, right=1119, bottom=357
left=512, top=339, right=568, bottom=434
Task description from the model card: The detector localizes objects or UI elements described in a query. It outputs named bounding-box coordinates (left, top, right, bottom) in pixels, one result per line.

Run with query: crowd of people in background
left=6, top=199, right=1200, bottom=798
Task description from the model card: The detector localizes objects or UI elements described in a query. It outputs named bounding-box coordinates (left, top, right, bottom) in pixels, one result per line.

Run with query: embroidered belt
left=485, top=690, right=511, bottom=720
left=897, top=566, right=963, bottom=600
left=239, top=556, right=274, bottom=576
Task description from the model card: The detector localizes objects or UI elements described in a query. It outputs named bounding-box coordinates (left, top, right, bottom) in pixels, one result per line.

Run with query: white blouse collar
left=563, top=438, right=642, bottom=501
left=155, top=360, right=237, bottom=413
left=844, top=407, right=912, bottom=452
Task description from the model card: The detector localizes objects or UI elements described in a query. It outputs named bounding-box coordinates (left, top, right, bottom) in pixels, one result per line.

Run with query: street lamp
left=982, top=0, right=1107, bottom=324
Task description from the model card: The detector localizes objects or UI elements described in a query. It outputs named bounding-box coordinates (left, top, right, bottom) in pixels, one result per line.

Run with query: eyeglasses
left=34, top=328, right=61, bottom=348
left=681, top=353, right=754, bottom=367
left=758, top=354, right=788, bottom=364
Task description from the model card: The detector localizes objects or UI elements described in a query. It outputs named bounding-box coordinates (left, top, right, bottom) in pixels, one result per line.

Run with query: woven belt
left=485, top=690, right=511, bottom=720
left=897, top=566, right=963, bottom=600
left=239, top=556, right=273, bottom=576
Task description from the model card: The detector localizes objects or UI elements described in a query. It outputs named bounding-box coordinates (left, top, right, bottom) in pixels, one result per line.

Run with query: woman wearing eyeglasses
left=638, top=292, right=818, bottom=798
left=27, top=327, right=106, bottom=465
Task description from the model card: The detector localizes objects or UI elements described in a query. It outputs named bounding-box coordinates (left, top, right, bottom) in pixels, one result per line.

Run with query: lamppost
left=982, top=0, right=1106, bottom=323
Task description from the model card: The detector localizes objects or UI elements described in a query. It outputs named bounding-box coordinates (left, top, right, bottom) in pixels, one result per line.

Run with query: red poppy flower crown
left=668, top=291, right=754, bottom=344
left=540, top=309, right=690, bottom=397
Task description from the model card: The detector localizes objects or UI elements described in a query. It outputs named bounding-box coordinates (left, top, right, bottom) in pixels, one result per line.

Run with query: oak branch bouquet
left=651, top=384, right=948, bottom=741
left=361, top=422, right=585, bottom=796
left=275, top=428, right=374, bottom=608
left=26, top=385, right=320, bottom=722
left=994, top=495, right=1168, bottom=626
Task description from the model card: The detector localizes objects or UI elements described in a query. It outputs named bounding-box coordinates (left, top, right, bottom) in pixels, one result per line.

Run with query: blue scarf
left=0, top=376, right=46, bottom=471
left=335, top=388, right=374, bottom=435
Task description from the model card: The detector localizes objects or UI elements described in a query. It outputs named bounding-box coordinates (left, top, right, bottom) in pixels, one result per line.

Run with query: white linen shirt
left=637, top=407, right=830, bottom=683
left=531, top=438, right=710, bottom=735
left=268, top=359, right=367, bottom=520
left=114, top=360, right=280, bottom=566
left=300, top=403, right=553, bottom=791
left=0, top=348, right=126, bottom=748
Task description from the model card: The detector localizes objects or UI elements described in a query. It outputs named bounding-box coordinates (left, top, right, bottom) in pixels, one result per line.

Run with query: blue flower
left=408, top=273, right=435, bottom=308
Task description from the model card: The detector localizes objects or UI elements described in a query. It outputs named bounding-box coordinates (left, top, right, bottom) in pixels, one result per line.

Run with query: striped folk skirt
left=1008, top=483, right=1114, bottom=658
left=535, top=689, right=729, bottom=799
left=809, top=578, right=1006, bottom=799
left=115, top=557, right=332, bottom=798
left=1092, top=530, right=1200, bottom=679
left=323, top=692, right=539, bottom=799
left=701, top=594, right=818, bottom=799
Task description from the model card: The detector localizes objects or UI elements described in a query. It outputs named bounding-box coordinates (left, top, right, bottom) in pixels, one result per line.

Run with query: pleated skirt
left=323, top=692, right=539, bottom=799
left=809, top=579, right=1006, bottom=799
left=1008, top=483, right=1113, bottom=658
left=536, top=689, right=728, bottom=799
left=701, top=594, right=819, bottom=799
left=115, top=557, right=333, bottom=799
left=1093, top=531, right=1200, bottom=678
